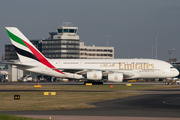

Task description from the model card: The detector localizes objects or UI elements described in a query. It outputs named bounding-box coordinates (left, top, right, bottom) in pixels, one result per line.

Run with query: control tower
left=41, top=22, right=80, bottom=59
left=53, top=22, right=79, bottom=40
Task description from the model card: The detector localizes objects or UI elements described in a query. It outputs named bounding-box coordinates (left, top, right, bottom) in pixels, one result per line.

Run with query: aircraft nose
left=176, top=69, right=179, bottom=76
left=173, top=68, right=179, bottom=77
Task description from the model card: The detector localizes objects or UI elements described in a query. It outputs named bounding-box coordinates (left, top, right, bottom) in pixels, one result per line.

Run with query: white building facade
left=79, top=42, right=114, bottom=59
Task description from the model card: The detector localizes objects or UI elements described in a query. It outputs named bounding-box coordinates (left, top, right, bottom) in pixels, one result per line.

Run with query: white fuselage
left=20, top=58, right=179, bottom=80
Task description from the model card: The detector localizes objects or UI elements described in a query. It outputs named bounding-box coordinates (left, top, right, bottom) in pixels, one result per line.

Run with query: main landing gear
left=165, top=82, right=169, bottom=85
left=84, top=80, right=103, bottom=85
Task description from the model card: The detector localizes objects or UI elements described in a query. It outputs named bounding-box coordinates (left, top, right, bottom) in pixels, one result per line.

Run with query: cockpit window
left=170, top=66, right=174, bottom=69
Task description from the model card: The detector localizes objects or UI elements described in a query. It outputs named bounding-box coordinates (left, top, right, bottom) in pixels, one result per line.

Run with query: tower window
left=57, top=29, right=63, bottom=33
left=64, top=29, right=68, bottom=33
left=69, top=29, right=75, bottom=33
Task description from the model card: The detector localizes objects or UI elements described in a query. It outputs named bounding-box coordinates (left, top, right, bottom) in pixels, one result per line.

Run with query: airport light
left=154, top=33, right=159, bottom=59
left=168, top=49, right=175, bottom=59
left=105, top=35, right=110, bottom=59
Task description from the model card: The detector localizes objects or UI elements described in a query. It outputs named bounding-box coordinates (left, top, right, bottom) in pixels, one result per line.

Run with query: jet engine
left=108, top=73, right=123, bottom=82
left=85, top=71, right=102, bottom=80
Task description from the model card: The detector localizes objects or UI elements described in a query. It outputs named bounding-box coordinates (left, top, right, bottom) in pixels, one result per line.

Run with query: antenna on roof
left=168, top=49, right=175, bottom=59
left=62, top=22, right=72, bottom=26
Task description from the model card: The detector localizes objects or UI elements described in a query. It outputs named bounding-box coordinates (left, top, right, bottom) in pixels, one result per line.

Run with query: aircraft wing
left=53, top=68, right=135, bottom=78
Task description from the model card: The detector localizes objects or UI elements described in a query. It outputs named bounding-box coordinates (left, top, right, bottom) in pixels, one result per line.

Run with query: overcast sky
left=1, top=0, right=180, bottom=61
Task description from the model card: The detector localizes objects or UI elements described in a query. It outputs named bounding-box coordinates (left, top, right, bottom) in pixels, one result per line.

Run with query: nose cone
left=172, top=68, right=179, bottom=77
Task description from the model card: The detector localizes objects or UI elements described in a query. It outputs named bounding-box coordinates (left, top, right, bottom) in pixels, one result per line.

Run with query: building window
left=61, top=54, right=67, bottom=57
left=61, top=50, right=67, bottom=53
left=61, top=45, right=67, bottom=48
left=69, top=29, right=75, bottom=33
left=64, top=29, right=68, bottom=33
left=61, top=41, right=67, bottom=43
left=42, top=41, right=48, bottom=44
left=57, top=29, right=63, bottom=33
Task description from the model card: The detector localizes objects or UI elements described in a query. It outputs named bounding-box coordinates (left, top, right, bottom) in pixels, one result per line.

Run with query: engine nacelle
left=108, top=73, right=123, bottom=82
left=86, top=71, right=102, bottom=80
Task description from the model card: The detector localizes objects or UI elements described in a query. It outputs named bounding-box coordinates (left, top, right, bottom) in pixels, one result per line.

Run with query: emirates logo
left=94, top=73, right=97, bottom=78
left=114, top=75, right=118, bottom=80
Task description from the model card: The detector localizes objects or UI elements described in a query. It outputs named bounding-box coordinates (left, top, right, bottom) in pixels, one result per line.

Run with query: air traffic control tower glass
left=63, top=29, right=68, bottom=33
left=69, top=29, right=75, bottom=33
left=57, top=29, right=77, bottom=33
left=57, top=29, right=63, bottom=33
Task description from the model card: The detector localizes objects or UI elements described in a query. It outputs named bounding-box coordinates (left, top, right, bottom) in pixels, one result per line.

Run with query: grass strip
left=0, top=113, right=46, bottom=120
left=0, top=84, right=178, bottom=111
left=0, top=92, right=140, bottom=111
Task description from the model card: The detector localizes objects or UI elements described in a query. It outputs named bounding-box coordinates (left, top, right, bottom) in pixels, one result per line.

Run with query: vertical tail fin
left=5, top=27, right=44, bottom=62
left=5, top=27, right=48, bottom=63
left=5, top=27, right=65, bottom=74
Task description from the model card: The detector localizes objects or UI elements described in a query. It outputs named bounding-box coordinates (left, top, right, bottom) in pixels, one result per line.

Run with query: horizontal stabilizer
left=2, top=61, right=37, bottom=69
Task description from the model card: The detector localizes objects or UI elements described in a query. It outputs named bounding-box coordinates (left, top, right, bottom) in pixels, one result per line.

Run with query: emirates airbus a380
left=4, top=27, right=179, bottom=84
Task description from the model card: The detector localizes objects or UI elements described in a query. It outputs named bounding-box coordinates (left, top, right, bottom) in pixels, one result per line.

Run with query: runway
left=1, top=88, right=180, bottom=120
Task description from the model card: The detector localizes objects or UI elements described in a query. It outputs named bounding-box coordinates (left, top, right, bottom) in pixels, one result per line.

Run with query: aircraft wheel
left=165, top=82, right=169, bottom=85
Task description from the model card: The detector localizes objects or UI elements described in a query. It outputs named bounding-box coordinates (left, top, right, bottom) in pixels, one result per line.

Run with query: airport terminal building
left=80, top=42, right=114, bottom=59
